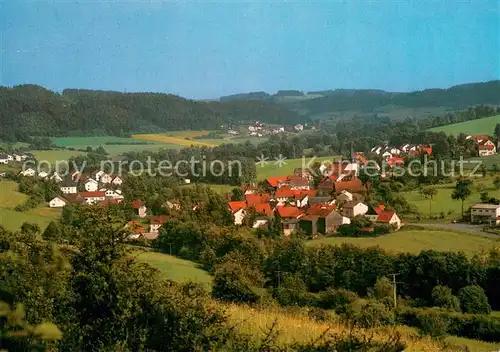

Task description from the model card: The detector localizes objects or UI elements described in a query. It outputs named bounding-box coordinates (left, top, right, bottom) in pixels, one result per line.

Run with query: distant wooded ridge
left=219, top=80, right=500, bottom=118
left=1, top=80, right=499, bottom=142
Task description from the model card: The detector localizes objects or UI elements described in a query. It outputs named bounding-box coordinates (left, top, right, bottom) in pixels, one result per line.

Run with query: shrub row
left=398, top=307, right=500, bottom=342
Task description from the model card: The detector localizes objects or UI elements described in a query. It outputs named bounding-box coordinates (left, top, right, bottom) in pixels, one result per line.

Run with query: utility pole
left=390, top=273, right=401, bottom=310
left=275, top=270, right=282, bottom=289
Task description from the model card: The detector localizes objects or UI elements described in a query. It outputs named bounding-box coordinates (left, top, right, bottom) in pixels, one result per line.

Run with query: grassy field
left=30, top=150, right=85, bottom=164
left=428, top=114, right=500, bottom=135
left=224, top=303, right=500, bottom=351
left=133, top=249, right=212, bottom=288
left=0, top=180, right=60, bottom=231
left=132, top=133, right=218, bottom=147
left=256, top=155, right=342, bottom=180
left=404, top=178, right=500, bottom=219
left=180, top=183, right=234, bottom=195
left=307, top=228, right=499, bottom=256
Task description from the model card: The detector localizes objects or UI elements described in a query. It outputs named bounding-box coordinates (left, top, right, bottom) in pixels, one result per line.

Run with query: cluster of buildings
left=370, top=143, right=433, bottom=166
left=227, top=166, right=402, bottom=236
left=36, top=170, right=125, bottom=208
left=0, top=152, right=33, bottom=165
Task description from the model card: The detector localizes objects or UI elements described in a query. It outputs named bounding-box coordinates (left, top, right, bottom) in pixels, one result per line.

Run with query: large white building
left=471, top=204, right=500, bottom=225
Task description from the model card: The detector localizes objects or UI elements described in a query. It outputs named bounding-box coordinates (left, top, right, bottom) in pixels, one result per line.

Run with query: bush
left=458, top=285, right=491, bottom=314
left=351, top=299, right=394, bottom=328
left=315, top=289, right=359, bottom=314
left=398, top=307, right=500, bottom=342
left=416, top=310, right=450, bottom=340
left=212, top=260, right=266, bottom=304
left=431, top=285, right=461, bottom=312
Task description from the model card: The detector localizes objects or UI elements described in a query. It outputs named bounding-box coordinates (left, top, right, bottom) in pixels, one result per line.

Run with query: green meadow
left=256, top=155, right=342, bottom=180
left=308, top=228, right=499, bottom=257
left=0, top=180, right=60, bottom=231
left=428, top=114, right=500, bottom=135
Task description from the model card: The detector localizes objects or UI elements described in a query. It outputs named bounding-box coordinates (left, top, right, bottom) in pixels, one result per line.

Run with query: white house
left=94, top=170, right=106, bottom=181
left=50, top=172, right=63, bottom=183
left=149, top=215, right=170, bottom=233
left=20, top=168, right=36, bottom=177
left=228, top=201, right=247, bottom=225
left=294, top=124, right=304, bottom=131
left=382, top=151, right=393, bottom=160
left=38, top=171, right=49, bottom=178
left=337, top=190, right=353, bottom=202
left=376, top=211, right=402, bottom=230
left=6, top=155, right=13, bottom=161
left=371, top=146, right=384, bottom=155
left=84, top=178, right=99, bottom=192
left=100, top=173, right=113, bottom=184
left=0, top=154, right=9, bottom=164
left=49, top=196, right=68, bottom=208
left=14, top=154, right=22, bottom=162
left=342, top=201, right=369, bottom=218
left=60, top=183, right=77, bottom=194
left=478, top=140, right=496, bottom=157
left=81, top=191, right=106, bottom=204
left=470, top=204, right=500, bottom=225
left=111, top=175, right=123, bottom=185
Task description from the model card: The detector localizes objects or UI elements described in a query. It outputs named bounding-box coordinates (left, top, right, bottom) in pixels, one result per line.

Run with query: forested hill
left=0, top=85, right=303, bottom=141
left=220, top=80, right=500, bottom=119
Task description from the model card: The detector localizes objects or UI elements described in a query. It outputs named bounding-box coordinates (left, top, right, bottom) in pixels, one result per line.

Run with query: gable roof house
left=38, top=171, right=49, bottom=179
left=245, top=193, right=271, bottom=205
left=299, top=204, right=350, bottom=235
left=111, top=175, right=123, bottom=185
left=478, top=139, right=496, bottom=156
left=266, top=176, right=289, bottom=189
left=50, top=172, right=63, bottom=183
left=49, top=196, right=69, bottom=208
left=333, top=178, right=363, bottom=194
left=83, top=178, right=99, bottom=192
left=99, top=173, right=113, bottom=184
left=60, top=179, right=78, bottom=194
left=376, top=210, right=402, bottom=230
left=228, top=201, right=248, bottom=225
left=342, top=200, right=369, bottom=218
left=132, top=200, right=148, bottom=218
left=19, top=168, right=36, bottom=177
left=149, top=215, right=170, bottom=234
left=365, top=204, right=385, bottom=221
left=0, top=154, right=9, bottom=164
left=80, top=191, right=106, bottom=204
left=275, top=187, right=296, bottom=205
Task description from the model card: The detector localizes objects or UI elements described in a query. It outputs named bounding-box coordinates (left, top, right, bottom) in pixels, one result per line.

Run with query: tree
left=421, top=187, right=438, bottom=214
left=431, top=286, right=460, bottom=312
left=458, top=285, right=491, bottom=314
left=493, top=177, right=500, bottom=190
left=494, top=123, right=500, bottom=144
left=451, top=178, right=472, bottom=218
left=480, top=191, right=490, bottom=203
left=230, top=187, right=244, bottom=201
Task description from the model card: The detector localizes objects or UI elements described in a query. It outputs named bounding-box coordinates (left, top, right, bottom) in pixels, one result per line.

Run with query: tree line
left=0, top=84, right=304, bottom=142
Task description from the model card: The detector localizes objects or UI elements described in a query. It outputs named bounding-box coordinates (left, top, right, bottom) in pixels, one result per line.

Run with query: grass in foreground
left=428, top=114, right=500, bottom=136
left=133, top=249, right=212, bottom=288
left=307, top=228, right=499, bottom=257
left=223, top=303, right=500, bottom=351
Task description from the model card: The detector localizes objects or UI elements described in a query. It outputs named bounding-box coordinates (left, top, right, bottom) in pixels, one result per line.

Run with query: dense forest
left=220, top=80, right=500, bottom=118
left=0, top=85, right=303, bottom=141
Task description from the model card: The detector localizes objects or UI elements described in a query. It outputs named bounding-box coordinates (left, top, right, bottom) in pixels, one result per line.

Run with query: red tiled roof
left=266, top=176, right=288, bottom=188
left=479, top=144, right=495, bottom=150
left=275, top=187, right=295, bottom=198
left=228, top=201, right=247, bottom=212
left=286, top=176, right=310, bottom=187
left=80, top=191, right=106, bottom=198
left=132, top=200, right=145, bottom=209
left=246, top=193, right=271, bottom=205
left=376, top=211, right=396, bottom=223
left=355, top=153, right=368, bottom=165
left=275, top=206, right=303, bottom=218
left=293, top=189, right=316, bottom=200
left=470, top=135, right=490, bottom=142
left=252, top=203, right=272, bottom=216
left=387, top=157, right=404, bottom=166
left=299, top=214, right=320, bottom=221
left=307, top=204, right=337, bottom=217
left=151, top=215, right=170, bottom=225
left=98, top=199, right=120, bottom=207
left=375, top=204, right=385, bottom=214
left=333, top=178, right=363, bottom=193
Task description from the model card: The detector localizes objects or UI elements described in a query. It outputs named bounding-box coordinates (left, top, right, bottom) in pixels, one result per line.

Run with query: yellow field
left=164, top=130, right=212, bottom=138
left=132, top=134, right=217, bottom=147
left=223, top=304, right=500, bottom=351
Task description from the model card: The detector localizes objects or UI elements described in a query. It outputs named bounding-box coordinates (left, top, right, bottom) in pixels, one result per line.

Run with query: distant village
left=227, top=120, right=311, bottom=137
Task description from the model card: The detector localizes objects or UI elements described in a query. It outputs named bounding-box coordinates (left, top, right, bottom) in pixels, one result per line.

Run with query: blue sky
left=1, top=1, right=499, bottom=99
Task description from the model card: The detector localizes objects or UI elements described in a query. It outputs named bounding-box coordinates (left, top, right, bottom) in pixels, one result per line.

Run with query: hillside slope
left=0, top=85, right=302, bottom=141
left=428, top=114, right=500, bottom=135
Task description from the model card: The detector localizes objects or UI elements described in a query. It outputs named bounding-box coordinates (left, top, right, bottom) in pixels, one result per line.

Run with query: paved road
left=413, top=223, right=500, bottom=239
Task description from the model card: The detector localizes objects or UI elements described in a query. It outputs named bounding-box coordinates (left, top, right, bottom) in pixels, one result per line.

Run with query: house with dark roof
left=299, top=204, right=350, bottom=235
